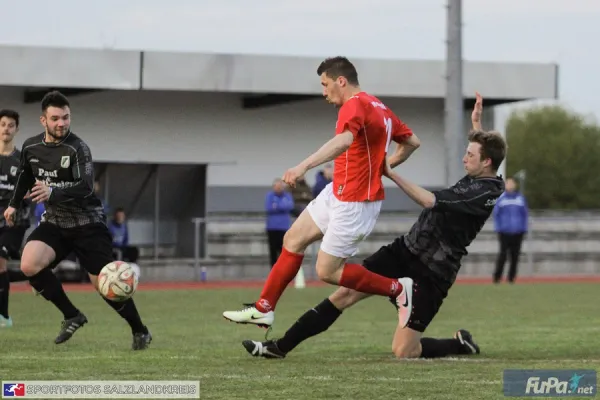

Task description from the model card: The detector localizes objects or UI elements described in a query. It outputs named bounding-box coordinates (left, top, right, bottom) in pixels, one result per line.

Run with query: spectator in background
left=108, top=208, right=139, bottom=264
left=312, top=163, right=333, bottom=198
left=492, top=177, right=529, bottom=284
left=34, top=203, right=45, bottom=226
left=265, top=179, right=294, bottom=268
left=289, top=177, right=312, bottom=217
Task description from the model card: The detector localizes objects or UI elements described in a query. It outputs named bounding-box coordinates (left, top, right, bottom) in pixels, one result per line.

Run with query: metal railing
left=190, top=216, right=319, bottom=271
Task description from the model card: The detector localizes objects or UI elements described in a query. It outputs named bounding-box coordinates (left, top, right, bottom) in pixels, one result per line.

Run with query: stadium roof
left=0, top=45, right=558, bottom=105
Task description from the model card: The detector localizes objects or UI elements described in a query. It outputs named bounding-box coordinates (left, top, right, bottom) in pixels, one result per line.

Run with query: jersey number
left=383, top=117, right=392, bottom=152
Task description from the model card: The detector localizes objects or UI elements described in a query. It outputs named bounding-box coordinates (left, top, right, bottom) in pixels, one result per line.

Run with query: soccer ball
left=98, top=261, right=139, bottom=302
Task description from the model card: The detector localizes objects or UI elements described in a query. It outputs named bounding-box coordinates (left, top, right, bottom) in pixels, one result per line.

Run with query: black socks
left=420, top=338, right=471, bottom=358
left=29, top=268, right=80, bottom=319
left=8, top=269, right=29, bottom=282
left=276, top=298, right=342, bottom=353
left=102, top=297, right=147, bottom=334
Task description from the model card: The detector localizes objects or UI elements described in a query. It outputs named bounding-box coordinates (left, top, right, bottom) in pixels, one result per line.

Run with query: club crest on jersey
left=10, top=166, right=17, bottom=176
left=60, top=156, right=70, bottom=168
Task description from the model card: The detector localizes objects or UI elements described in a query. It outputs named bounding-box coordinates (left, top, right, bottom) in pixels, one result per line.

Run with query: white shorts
left=307, top=183, right=382, bottom=258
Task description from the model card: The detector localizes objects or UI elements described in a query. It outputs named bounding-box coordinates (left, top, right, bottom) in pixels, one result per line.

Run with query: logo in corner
left=3, top=383, right=25, bottom=397
left=504, top=369, right=596, bottom=397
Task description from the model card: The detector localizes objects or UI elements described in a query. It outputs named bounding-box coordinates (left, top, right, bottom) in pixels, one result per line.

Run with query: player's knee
left=20, top=241, right=55, bottom=277
left=20, top=262, right=43, bottom=277
left=282, top=230, right=304, bottom=253
left=20, top=255, right=47, bottom=277
left=315, top=266, right=329, bottom=281
left=392, top=343, right=422, bottom=359
left=317, top=265, right=342, bottom=285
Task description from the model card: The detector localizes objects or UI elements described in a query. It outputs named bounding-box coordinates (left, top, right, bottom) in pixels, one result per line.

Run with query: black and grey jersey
left=0, top=149, right=31, bottom=228
left=403, top=175, right=505, bottom=289
left=9, top=131, right=106, bottom=229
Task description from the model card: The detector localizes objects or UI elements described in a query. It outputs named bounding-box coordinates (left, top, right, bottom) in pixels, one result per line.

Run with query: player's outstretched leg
left=223, top=210, right=323, bottom=328
left=420, top=329, right=480, bottom=358
left=242, top=298, right=342, bottom=359
left=73, top=222, right=152, bottom=350
left=27, top=267, right=87, bottom=344
left=242, top=288, right=369, bottom=359
left=319, top=254, right=415, bottom=328
left=101, top=297, right=152, bottom=350
left=20, top=233, right=88, bottom=343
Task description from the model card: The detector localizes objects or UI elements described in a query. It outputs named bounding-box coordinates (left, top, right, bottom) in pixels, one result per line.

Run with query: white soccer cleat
left=223, top=304, right=275, bottom=328
left=0, top=315, right=13, bottom=328
left=395, top=277, right=414, bottom=328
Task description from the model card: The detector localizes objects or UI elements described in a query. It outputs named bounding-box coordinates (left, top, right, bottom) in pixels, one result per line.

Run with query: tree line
left=505, top=105, right=600, bottom=210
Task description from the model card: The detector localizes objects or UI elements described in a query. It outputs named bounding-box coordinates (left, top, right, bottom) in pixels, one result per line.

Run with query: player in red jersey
left=223, top=57, right=421, bottom=330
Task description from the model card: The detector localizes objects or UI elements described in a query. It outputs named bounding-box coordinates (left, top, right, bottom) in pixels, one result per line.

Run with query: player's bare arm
left=385, top=171, right=436, bottom=209
left=471, top=92, right=483, bottom=131
left=283, top=131, right=354, bottom=187
left=388, top=133, right=421, bottom=168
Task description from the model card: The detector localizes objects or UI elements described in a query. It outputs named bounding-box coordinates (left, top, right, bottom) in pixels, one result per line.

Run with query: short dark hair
left=41, top=90, right=70, bottom=113
left=316, top=56, right=359, bottom=86
left=468, top=130, right=507, bottom=171
left=0, top=109, right=20, bottom=127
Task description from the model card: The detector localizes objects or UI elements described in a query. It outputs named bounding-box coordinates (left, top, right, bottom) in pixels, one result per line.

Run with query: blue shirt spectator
left=313, top=164, right=333, bottom=198
left=108, top=208, right=129, bottom=248
left=265, top=179, right=294, bottom=231
left=493, top=179, right=529, bottom=234
left=34, top=203, right=45, bottom=225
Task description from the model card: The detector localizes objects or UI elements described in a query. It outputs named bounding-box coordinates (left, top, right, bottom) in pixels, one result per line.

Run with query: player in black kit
left=0, top=109, right=31, bottom=328
left=242, top=93, right=506, bottom=360
left=3, top=91, right=152, bottom=349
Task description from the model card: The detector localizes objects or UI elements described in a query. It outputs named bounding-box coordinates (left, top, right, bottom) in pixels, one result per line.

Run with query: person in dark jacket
left=265, top=179, right=295, bottom=268
left=492, top=178, right=529, bottom=283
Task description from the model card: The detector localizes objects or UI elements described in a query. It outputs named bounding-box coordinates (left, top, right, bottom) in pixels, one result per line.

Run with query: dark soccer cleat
left=242, top=339, right=286, bottom=359
left=55, top=313, right=88, bottom=344
left=132, top=330, right=152, bottom=350
left=454, top=329, right=481, bottom=355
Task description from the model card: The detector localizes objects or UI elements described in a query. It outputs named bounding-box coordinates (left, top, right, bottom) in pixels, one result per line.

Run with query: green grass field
left=1, top=282, right=599, bottom=399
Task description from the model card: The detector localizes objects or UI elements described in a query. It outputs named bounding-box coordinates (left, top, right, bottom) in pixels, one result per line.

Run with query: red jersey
left=333, top=92, right=413, bottom=202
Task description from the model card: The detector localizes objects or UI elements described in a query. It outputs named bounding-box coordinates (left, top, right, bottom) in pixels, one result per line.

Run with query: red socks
left=255, top=259, right=401, bottom=313
left=339, top=263, right=403, bottom=297
left=255, top=248, right=304, bottom=312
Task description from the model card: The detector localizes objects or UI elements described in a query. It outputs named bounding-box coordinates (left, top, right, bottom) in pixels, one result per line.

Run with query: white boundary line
left=2, top=354, right=600, bottom=364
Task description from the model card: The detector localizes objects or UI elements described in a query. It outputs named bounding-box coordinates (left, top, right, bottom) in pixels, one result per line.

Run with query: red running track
left=9, top=275, right=600, bottom=292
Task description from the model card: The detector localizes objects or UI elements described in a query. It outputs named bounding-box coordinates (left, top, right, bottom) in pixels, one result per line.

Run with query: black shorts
left=0, top=226, right=27, bottom=260
left=26, top=222, right=114, bottom=276
left=362, top=238, right=448, bottom=333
